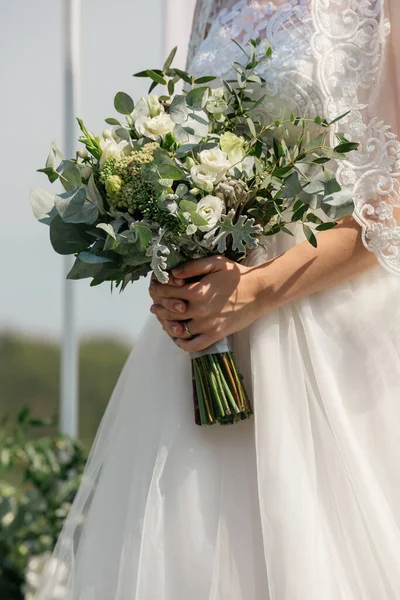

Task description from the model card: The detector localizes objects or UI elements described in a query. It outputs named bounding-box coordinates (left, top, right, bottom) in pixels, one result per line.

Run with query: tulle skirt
left=35, top=237, right=400, bottom=600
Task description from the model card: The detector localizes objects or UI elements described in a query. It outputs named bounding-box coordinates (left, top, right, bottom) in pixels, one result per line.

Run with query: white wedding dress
left=36, top=2, right=400, bottom=599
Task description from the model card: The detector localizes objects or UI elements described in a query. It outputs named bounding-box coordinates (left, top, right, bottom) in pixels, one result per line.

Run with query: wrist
left=248, top=260, right=281, bottom=320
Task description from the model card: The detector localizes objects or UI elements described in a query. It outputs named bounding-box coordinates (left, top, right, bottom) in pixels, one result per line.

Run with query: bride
left=36, top=1, right=400, bottom=599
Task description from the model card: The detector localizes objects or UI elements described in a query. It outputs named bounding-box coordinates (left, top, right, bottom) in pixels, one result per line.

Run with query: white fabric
left=35, top=2, right=400, bottom=599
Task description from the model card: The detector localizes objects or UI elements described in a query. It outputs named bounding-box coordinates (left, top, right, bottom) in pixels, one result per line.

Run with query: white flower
left=198, top=148, right=230, bottom=180
left=135, top=113, right=175, bottom=140
left=190, top=165, right=216, bottom=193
left=99, top=138, right=130, bottom=168
left=196, top=195, right=226, bottom=232
left=220, top=132, right=245, bottom=165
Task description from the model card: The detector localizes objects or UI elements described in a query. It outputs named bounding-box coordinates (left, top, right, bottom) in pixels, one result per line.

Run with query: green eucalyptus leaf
left=55, top=188, right=86, bottom=220
left=105, top=117, right=121, bottom=126
left=37, top=166, right=59, bottom=183
left=114, top=92, right=134, bottom=115
left=86, top=174, right=104, bottom=212
left=57, top=160, right=82, bottom=192
left=78, top=252, right=114, bottom=265
left=186, top=87, right=210, bottom=110
left=96, top=222, right=117, bottom=240
left=67, top=256, right=120, bottom=280
left=170, top=95, right=189, bottom=125
left=30, top=187, right=57, bottom=224
left=49, top=215, right=92, bottom=255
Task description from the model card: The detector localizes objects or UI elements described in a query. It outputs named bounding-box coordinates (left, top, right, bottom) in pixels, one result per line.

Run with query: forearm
left=256, top=217, right=380, bottom=314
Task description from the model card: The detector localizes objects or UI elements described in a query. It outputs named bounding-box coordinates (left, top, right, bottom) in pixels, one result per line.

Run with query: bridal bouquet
left=31, top=39, right=357, bottom=426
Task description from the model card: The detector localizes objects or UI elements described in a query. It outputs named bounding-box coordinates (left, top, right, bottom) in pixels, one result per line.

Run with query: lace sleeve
left=311, top=0, right=400, bottom=275
left=187, top=0, right=400, bottom=274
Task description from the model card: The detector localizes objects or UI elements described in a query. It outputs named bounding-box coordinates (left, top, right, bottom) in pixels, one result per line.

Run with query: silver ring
left=183, top=320, right=194, bottom=339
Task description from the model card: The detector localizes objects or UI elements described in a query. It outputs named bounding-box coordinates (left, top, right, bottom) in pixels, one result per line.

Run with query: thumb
left=172, top=256, right=222, bottom=280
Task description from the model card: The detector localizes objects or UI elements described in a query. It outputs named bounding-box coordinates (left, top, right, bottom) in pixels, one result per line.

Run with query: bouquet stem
left=191, top=336, right=253, bottom=426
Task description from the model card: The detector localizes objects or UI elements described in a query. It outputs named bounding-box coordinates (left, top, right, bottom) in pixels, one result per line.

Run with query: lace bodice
left=187, top=0, right=400, bottom=275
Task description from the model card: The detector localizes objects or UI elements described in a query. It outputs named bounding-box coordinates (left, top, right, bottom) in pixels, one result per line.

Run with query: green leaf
left=147, top=70, right=167, bottom=85
left=163, top=46, right=177, bottom=72
left=105, top=117, right=121, bottom=125
left=316, top=221, right=337, bottom=231
left=30, top=187, right=56, bottom=224
left=334, top=141, right=359, bottom=154
left=194, top=76, right=216, bottom=84
left=135, top=224, right=152, bottom=250
left=55, top=188, right=86, bottom=220
left=179, top=199, right=198, bottom=213
left=37, top=166, right=59, bottom=183
left=168, top=79, right=175, bottom=96
left=96, top=222, right=117, bottom=240
left=173, top=69, right=192, bottom=85
left=204, top=211, right=262, bottom=253
left=291, top=203, right=308, bottom=222
left=86, top=175, right=105, bottom=212
left=303, top=224, right=318, bottom=248
left=55, top=188, right=99, bottom=224
left=56, top=160, right=82, bottom=192
left=282, top=171, right=303, bottom=198
left=67, top=256, right=120, bottom=280
left=246, top=117, right=257, bottom=138
left=170, top=95, right=189, bottom=125
left=49, top=215, right=91, bottom=255
left=186, top=87, right=210, bottom=110
left=328, top=110, right=351, bottom=126
left=114, top=92, right=134, bottom=115
left=191, top=212, right=208, bottom=227
left=153, top=149, right=185, bottom=180
left=78, top=252, right=114, bottom=264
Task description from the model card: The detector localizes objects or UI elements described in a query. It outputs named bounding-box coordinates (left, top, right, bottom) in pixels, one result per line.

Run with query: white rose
left=148, top=94, right=164, bottom=117
left=196, top=195, right=226, bottom=232
left=136, top=113, right=175, bottom=140
left=132, top=97, right=150, bottom=121
left=190, top=165, right=216, bottom=193
left=99, top=138, right=130, bottom=168
left=198, top=148, right=230, bottom=182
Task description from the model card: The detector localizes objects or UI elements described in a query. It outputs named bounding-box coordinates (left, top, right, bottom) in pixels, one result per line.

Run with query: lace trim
left=188, top=0, right=400, bottom=274
left=311, top=0, right=400, bottom=274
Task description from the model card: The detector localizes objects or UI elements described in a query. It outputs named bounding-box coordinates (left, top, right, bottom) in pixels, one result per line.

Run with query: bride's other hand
left=149, top=256, right=265, bottom=352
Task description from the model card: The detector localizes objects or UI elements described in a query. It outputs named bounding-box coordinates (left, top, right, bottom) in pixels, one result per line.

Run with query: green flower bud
left=105, top=175, right=123, bottom=198
left=185, top=157, right=195, bottom=170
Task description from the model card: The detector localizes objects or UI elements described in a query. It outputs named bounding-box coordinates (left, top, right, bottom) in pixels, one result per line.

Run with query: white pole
left=61, top=0, right=80, bottom=438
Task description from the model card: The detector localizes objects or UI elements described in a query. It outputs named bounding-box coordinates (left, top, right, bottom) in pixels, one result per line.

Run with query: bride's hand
left=148, top=256, right=266, bottom=352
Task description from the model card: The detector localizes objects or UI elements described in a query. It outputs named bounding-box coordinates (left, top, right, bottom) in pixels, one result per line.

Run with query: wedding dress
left=35, top=2, right=400, bottom=599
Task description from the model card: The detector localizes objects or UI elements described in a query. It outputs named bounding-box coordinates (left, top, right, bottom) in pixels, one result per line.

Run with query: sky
left=0, top=0, right=195, bottom=343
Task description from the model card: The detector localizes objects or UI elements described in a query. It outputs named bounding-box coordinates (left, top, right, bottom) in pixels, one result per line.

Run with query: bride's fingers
left=150, top=298, right=187, bottom=315
left=150, top=304, right=190, bottom=321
